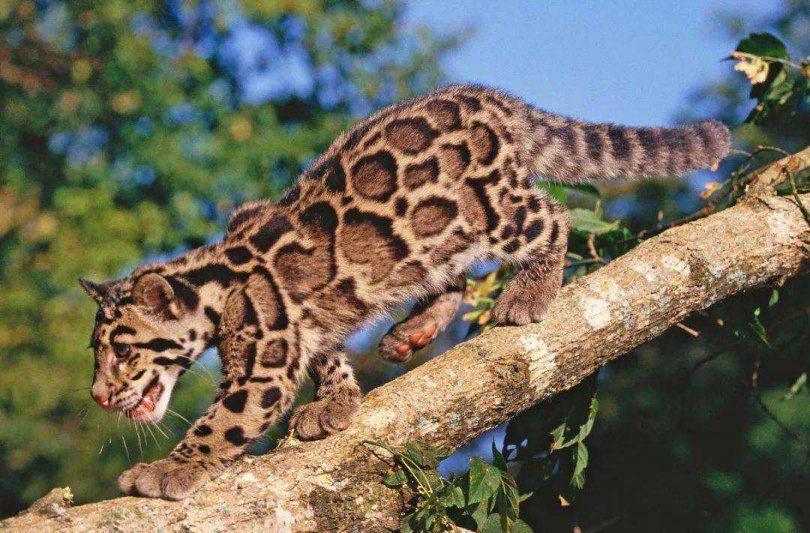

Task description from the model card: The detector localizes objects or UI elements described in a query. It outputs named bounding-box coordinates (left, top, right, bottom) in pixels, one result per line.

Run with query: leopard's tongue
left=126, top=383, right=161, bottom=418
left=126, top=399, right=153, bottom=419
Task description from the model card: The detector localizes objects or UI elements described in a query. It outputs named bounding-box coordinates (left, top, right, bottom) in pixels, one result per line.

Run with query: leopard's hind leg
left=491, top=194, right=570, bottom=325
left=379, top=277, right=466, bottom=363
left=291, top=348, right=361, bottom=440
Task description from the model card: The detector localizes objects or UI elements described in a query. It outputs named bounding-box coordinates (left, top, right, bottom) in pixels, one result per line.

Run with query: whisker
left=142, top=421, right=160, bottom=449
left=149, top=424, right=162, bottom=448
left=62, top=387, right=92, bottom=398
left=172, top=354, right=218, bottom=387
left=171, top=364, right=212, bottom=386
left=121, top=435, right=131, bottom=464
left=76, top=406, right=91, bottom=427
left=166, top=408, right=193, bottom=427
left=135, top=422, right=149, bottom=451
left=159, top=421, right=175, bottom=437
left=66, top=386, right=92, bottom=393
left=131, top=419, right=144, bottom=457
left=154, top=421, right=173, bottom=439
left=137, top=421, right=148, bottom=449
left=136, top=421, right=148, bottom=449
left=151, top=421, right=170, bottom=440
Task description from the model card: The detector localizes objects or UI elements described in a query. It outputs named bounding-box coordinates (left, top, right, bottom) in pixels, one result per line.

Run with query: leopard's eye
left=114, top=343, right=131, bottom=359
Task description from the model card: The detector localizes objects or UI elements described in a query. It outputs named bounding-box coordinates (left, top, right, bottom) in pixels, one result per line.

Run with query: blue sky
left=404, top=0, right=775, bottom=126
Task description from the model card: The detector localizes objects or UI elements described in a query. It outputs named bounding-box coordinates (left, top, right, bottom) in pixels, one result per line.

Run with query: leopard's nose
left=91, top=383, right=114, bottom=409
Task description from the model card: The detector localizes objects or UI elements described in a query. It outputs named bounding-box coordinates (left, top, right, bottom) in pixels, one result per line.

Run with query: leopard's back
left=270, top=87, right=547, bottom=301
left=225, top=83, right=729, bottom=332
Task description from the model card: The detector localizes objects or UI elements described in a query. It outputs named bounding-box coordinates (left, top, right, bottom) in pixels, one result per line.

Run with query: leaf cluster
left=503, top=375, right=599, bottom=502
left=365, top=440, right=533, bottom=532
left=731, top=32, right=809, bottom=124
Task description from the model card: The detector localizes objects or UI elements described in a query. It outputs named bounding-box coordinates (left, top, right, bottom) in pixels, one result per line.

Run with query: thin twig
left=751, top=350, right=809, bottom=456
left=675, top=323, right=700, bottom=337
left=786, top=167, right=810, bottom=226
left=586, top=233, right=606, bottom=264
left=678, top=342, right=742, bottom=387
left=731, top=51, right=807, bottom=73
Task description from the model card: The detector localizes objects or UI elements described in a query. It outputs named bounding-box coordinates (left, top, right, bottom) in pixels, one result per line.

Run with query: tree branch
left=5, top=180, right=810, bottom=532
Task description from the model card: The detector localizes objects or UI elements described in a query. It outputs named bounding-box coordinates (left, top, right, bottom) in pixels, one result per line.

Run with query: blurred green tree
left=0, top=0, right=460, bottom=516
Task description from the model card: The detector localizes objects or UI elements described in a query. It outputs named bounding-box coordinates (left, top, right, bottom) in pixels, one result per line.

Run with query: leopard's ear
left=79, top=279, right=109, bottom=305
left=132, top=273, right=176, bottom=317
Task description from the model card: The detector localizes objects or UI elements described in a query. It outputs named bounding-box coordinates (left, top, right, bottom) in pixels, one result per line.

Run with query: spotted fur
left=81, top=84, right=730, bottom=500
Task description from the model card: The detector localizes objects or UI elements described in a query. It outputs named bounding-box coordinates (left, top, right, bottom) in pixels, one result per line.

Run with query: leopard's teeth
left=141, top=397, right=155, bottom=412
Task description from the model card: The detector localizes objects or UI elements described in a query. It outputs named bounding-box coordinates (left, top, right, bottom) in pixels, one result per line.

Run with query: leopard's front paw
left=290, top=392, right=359, bottom=440
left=491, top=286, right=554, bottom=326
left=117, top=458, right=214, bottom=500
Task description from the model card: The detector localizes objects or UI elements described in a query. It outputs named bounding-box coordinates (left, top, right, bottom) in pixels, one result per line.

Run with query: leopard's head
left=80, top=273, right=209, bottom=423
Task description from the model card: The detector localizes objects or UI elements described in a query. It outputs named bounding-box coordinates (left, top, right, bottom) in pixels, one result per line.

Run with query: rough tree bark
left=4, top=152, right=810, bottom=532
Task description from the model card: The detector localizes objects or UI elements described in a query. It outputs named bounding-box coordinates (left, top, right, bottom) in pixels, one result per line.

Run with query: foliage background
left=0, top=0, right=807, bottom=531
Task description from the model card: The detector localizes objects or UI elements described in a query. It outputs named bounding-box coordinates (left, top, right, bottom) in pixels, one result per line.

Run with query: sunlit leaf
left=570, top=208, right=620, bottom=235
left=783, top=373, right=807, bottom=401
left=768, top=290, right=779, bottom=307
left=468, top=458, right=502, bottom=505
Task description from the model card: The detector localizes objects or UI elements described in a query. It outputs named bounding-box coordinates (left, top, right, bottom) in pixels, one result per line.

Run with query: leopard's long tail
left=525, top=108, right=731, bottom=183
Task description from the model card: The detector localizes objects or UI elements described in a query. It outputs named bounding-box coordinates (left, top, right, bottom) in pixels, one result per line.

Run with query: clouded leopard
left=80, top=84, right=730, bottom=500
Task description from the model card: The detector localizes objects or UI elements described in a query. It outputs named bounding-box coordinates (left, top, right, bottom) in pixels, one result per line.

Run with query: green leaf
left=572, top=441, right=589, bottom=482
left=440, top=484, right=466, bottom=508
left=570, top=208, right=620, bottom=235
left=401, top=512, right=417, bottom=533
left=404, top=441, right=443, bottom=468
left=500, top=477, right=520, bottom=518
left=492, top=442, right=509, bottom=472
left=479, top=513, right=504, bottom=533
left=749, top=309, right=771, bottom=347
left=760, top=69, right=794, bottom=103
left=362, top=440, right=394, bottom=455
left=550, top=422, right=569, bottom=450
left=783, top=373, right=807, bottom=401
left=537, top=182, right=568, bottom=203
left=468, top=500, right=488, bottom=529
left=420, top=506, right=436, bottom=530
left=423, top=469, right=444, bottom=492
left=552, top=420, right=585, bottom=450
left=571, top=470, right=586, bottom=490
left=382, top=469, right=407, bottom=487
left=736, top=32, right=789, bottom=59
left=768, top=289, right=779, bottom=307
left=468, top=458, right=503, bottom=505
left=404, top=442, right=427, bottom=466
left=564, top=183, right=601, bottom=199
left=577, top=399, right=599, bottom=442
left=512, top=519, right=535, bottom=533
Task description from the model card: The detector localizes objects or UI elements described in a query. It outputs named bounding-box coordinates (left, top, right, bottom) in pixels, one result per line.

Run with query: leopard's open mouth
left=125, top=381, right=164, bottom=421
